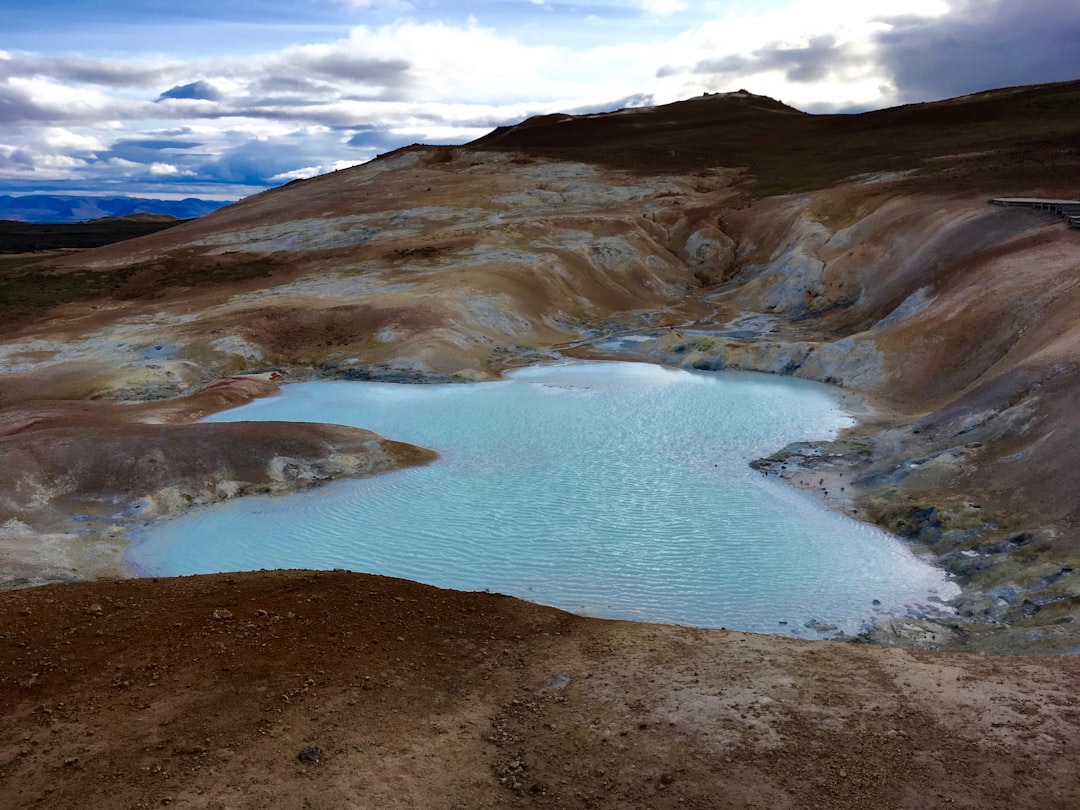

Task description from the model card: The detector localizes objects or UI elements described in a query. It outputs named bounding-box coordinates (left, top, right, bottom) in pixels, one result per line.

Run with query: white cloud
left=640, top=0, right=687, bottom=16
left=42, top=127, right=106, bottom=153
left=328, top=21, right=567, bottom=105
left=269, top=159, right=367, bottom=183
left=34, top=154, right=88, bottom=170
left=347, top=0, right=415, bottom=12
left=149, top=162, right=181, bottom=175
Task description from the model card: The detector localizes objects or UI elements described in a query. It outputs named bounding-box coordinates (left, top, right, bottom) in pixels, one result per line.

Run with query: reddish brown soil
left=2, top=570, right=1080, bottom=810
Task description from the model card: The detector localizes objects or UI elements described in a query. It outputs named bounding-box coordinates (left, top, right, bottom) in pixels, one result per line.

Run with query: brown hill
left=472, top=81, right=1080, bottom=195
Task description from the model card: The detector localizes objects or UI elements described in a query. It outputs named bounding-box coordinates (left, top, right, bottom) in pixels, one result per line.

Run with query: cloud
left=648, top=1, right=954, bottom=111
left=269, top=159, right=365, bottom=183
left=268, top=43, right=411, bottom=98
left=563, top=93, right=657, bottom=115
left=759, top=35, right=849, bottom=84
left=0, top=146, right=35, bottom=170
left=41, top=127, right=106, bottom=153
left=199, top=133, right=353, bottom=185
left=344, top=125, right=406, bottom=148
left=1, top=0, right=1075, bottom=197
left=640, top=0, right=687, bottom=16
left=149, top=162, right=185, bottom=176
left=348, top=0, right=415, bottom=12
left=0, top=53, right=175, bottom=88
left=158, top=80, right=225, bottom=101
left=679, top=34, right=852, bottom=85
left=0, top=76, right=144, bottom=124
left=875, top=0, right=1080, bottom=102
left=107, top=157, right=142, bottom=171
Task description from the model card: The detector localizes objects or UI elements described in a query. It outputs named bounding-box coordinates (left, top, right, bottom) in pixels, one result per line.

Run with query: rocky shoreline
left=1, top=334, right=1074, bottom=656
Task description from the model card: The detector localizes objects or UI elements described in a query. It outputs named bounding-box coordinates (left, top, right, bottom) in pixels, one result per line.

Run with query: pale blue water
left=126, top=361, right=956, bottom=638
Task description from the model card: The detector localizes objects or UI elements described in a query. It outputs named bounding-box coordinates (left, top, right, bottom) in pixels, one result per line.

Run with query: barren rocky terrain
left=2, top=81, right=1080, bottom=807
left=3, top=570, right=1080, bottom=810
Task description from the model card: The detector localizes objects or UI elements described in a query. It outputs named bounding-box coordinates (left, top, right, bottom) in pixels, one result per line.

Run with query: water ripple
left=127, top=362, right=958, bottom=639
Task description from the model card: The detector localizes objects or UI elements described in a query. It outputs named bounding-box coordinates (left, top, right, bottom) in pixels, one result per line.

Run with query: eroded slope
left=0, top=87, right=1078, bottom=651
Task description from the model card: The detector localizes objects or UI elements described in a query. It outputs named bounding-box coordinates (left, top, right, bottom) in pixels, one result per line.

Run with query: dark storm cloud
left=659, top=35, right=852, bottom=85
left=877, top=0, right=1080, bottom=102
left=158, top=80, right=224, bottom=101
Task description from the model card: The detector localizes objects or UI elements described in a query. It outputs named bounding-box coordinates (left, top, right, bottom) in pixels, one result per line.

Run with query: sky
left=1, top=0, right=1078, bottom=200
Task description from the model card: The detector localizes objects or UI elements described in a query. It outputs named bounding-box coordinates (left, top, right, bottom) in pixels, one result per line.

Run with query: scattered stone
left=211, top=609, right=233, bottom=622
left=495, top=755, right=528, bottom=791
left=85, top=604, right=104, bottom=617
left=540, top=673, right=571, bottom=692
left=298, top=746, right=322, bottom=763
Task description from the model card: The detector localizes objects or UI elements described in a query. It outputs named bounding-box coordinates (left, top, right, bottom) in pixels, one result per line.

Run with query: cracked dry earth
left=2, top=570, right=1080, bottom=810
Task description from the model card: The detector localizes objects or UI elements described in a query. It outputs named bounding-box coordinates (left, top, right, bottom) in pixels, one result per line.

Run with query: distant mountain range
left=0, top=194, right=232, bottom=224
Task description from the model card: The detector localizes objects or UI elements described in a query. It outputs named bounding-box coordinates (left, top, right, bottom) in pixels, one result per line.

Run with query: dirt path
left=2, top=570, right=1078, bottom=809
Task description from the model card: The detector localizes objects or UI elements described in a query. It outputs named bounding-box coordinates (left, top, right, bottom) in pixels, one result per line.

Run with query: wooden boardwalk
left=991, top=197, right=1080, bottom=229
